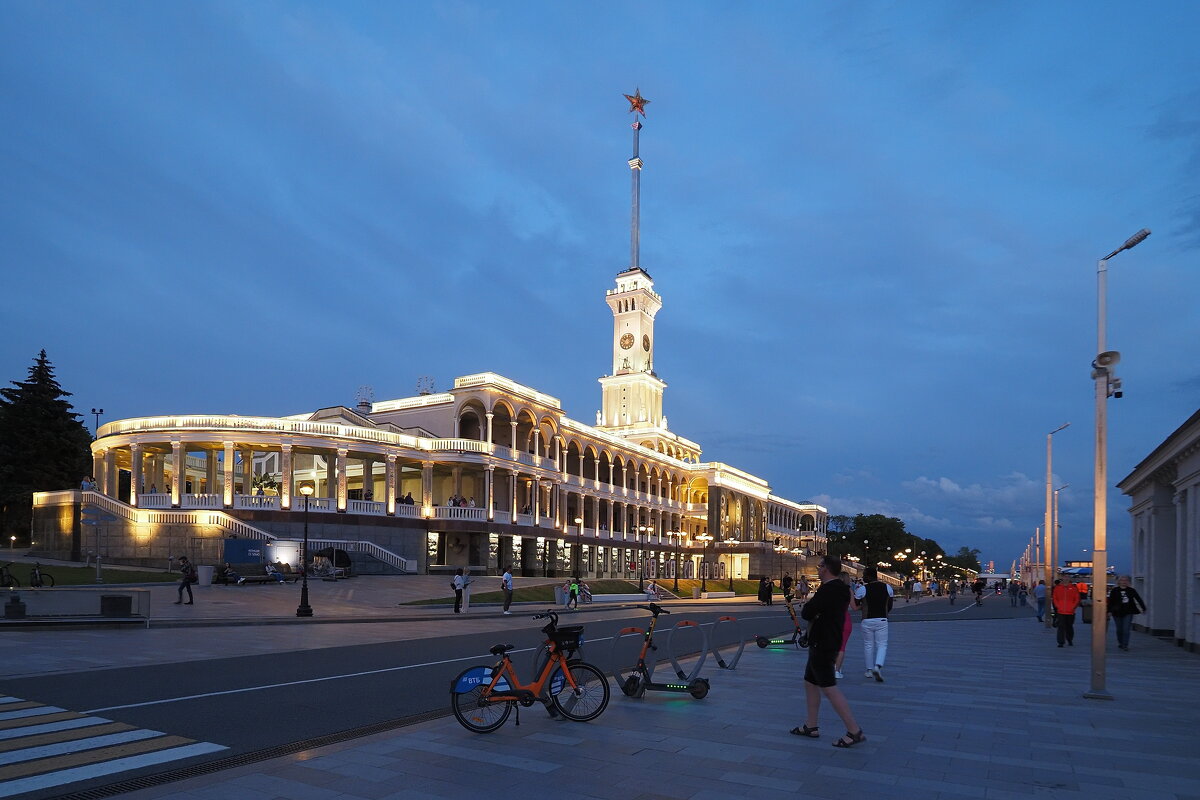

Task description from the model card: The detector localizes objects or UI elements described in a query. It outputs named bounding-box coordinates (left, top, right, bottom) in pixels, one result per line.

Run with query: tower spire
left=623, top=89, right=649, bottom=270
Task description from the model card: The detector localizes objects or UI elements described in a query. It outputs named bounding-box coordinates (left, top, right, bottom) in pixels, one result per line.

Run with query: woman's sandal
left=789, top=725, right=819, bottom=738
left=832, top=730, right=866, bottom=748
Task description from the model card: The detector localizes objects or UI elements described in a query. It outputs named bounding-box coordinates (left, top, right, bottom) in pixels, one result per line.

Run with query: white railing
left=301, top=497, right=336, bottom=513
left=425, top=438, right=490, bottom=454
left=393, top=504, right=422, bottom=518
left=348, top=499, right=386, bottom=515
left=138, top=493, right=171, bottom=508
left=305, top=538, right=414, bottom=573
left=183, top=493, right=221, bottom=509
left=516, top=513, right=534, bottom=527
left=234, top=495, right=280, bottom=510
left=434, top=506, right=485, bottom=521
left=80, top=491, right=277, bottom=542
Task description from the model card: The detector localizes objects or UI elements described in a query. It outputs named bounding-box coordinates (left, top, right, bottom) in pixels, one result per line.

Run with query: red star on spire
left=624, top=89, right=649, bottom=117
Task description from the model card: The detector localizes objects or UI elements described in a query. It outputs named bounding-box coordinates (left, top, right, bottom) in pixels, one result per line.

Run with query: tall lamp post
left=1087, top=227, right=1150, bottom=701
left=1053, top=483, right=1069, bottom=592
left=697, top=532, right=713, bottom=592
left=636, top=525, right=647, bottom=592
left=573, top=516, right=583, bottom=577
left=90, top=407, right=104, bottom=437
left=670, top=530, right=681, bottom=593
left=725, top=537, right=739, bottom=591
left=1043, top=422, right=1070, bottom=628
left=296, top=483, right=314, bottom=618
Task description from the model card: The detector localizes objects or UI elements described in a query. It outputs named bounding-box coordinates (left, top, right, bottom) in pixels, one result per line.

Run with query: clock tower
left=597, top=90, right=667, bottom=431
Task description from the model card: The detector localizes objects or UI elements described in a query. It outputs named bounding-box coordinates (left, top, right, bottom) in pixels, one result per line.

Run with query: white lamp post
left=1086, top=227, right=1149, bottom=701
left=1043, top=422, right=1070, bottom=628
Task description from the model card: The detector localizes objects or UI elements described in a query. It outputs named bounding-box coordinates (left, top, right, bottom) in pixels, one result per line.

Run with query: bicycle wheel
left=40, top=574, right=54, bottom=588
left=1, top=574, right=19, bottom=588
left=450, top=670, right=512, bottom=733
left=551, top=660, right=609, bottom=722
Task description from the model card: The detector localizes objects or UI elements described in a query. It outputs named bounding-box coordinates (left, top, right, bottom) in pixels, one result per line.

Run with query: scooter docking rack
left=709, top=615, right=746, bottom=670
left=666, top=618, right=710, bottom=682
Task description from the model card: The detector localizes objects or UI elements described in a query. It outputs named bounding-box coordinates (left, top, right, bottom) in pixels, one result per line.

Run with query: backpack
left=184, top=564, right=198, bottom=582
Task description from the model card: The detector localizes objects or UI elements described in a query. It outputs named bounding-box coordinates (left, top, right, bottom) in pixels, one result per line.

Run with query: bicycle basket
left=549, top=625, right=584, bottom=654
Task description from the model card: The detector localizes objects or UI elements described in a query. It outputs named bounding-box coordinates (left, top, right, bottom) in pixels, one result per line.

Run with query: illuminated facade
left=33, top=94, right=827, bottom=579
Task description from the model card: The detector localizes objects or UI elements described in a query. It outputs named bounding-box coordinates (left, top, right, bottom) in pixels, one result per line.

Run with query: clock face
left=620, top=333, right=634, bottom=350
left=642, top=334, right=651, bottom=351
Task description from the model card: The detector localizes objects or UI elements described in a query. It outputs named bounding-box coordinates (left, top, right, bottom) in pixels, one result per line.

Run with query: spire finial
left=624, top=89, right=648, bottom=270
left=624, top=88, right=650, bottom=117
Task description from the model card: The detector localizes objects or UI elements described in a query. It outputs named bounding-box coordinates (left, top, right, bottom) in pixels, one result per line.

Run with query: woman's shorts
left=804, top=647, right=838, bottom=688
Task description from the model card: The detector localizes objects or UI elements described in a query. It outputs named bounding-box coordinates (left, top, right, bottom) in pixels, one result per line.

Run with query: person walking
left=500, top=565, right=514, bottom=615
left=451, top=568, right=465, bottom=614
left=790, top=555, right=865, bottom=748
left=1107, top=575, right=1146, bottom=651
left=1008, top=581, right=1020, bottom=607
left=909, top=578, right=923, bottom=603
left=758, top=576, right=771, bottom=606
left=1051, top=579, right=1080, bottom=647
left=174, top=556, right=197, bottom=605
left=782, top=572, right=794, bottom=600
left=461, top=568, right=474, bottom=612
left=568, top=576, right=581, bottom=610
left=854, top=567, right=894, bottom=682
left=948, top=579, right=959, bottom=605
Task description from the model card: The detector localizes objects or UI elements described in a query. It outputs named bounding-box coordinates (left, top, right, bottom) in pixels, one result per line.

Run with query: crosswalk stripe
left=0, top=711, right=80, bottom=731
left=0, top=706, right=66, bottom=722
left=0, top=721, right=133, bottom=754
left=0, top=741, right=228, bottom=799
left=0, top=733, right=195, bottom=781
left=0, top=728, right=166, bottom=766
left=0, top=716, right=111, bottom=741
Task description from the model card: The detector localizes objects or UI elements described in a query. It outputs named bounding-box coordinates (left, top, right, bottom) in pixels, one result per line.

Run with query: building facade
left=1117, top=407, right=1200, bottom=652
left=33, top=97, right=827, bottom=582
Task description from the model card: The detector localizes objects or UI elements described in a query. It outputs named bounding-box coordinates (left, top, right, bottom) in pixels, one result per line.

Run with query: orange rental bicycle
left=449, top=610, right=610, bottom=733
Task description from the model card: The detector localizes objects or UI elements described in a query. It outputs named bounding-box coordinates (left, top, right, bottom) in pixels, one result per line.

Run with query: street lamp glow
left=296, top=482, right=315, bottom=618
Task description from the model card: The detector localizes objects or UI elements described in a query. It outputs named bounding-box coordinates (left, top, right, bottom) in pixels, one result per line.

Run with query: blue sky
left=3, top=1, right=1198, bottom=573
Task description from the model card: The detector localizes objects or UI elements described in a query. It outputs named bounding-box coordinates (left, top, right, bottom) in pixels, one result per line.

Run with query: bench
left=214, top=564, right=298, bottom=585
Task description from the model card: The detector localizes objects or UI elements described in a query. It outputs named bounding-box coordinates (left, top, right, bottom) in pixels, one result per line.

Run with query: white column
left=532, top=428, right=541, bottom=458
left=510, top=421, right=517, bottom=451
left=421, top=461, right=434, bottom=515
left=205, top=449, right=217, bottom=495
left=533, top=478, right=541, bottom=525
left=386, top=455, right=397, bottom=515
left=130, top=443, right=142, bottom=507
left=103, top=448, right=116, bottom=497
left=241, top=448, right=254, bottom=494
left=280, top=444, right=293, bottom=510
left=170, top=441, right=183, bottom=507
left=485, top=465, right=495, bottom=521
left=336, top=448, right=349, bottom=511
left=223, top=441, right=235, bottom=507
left=486, top=412, right=494, bottom=446
left=91, top=450, right=104, bottom=493
left=510, top=470, right=519, bottom=523
left=452, top=466, right=463, bottom=500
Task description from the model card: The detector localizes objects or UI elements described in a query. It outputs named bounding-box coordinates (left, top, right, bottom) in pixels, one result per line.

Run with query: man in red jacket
left=1051, top=579, right=1081, bottom=647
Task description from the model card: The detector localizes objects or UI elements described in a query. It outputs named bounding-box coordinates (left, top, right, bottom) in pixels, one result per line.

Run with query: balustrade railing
left=516, top=513, right=534, bottom=527
left=433, top=506, right=486, bottom=521
left=182, top=494, right=221, bottom=509
left=234, top=495, right=280, bottom=510
left=348, top=499, right=386, bottom=515
left=138, top=493, right=171, bottom=509
left=393, top=504, right=422, bottom=518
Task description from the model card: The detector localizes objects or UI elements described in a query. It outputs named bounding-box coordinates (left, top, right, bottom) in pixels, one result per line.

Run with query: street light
left=1043, top=422, right=1070, bottom=629
left=636, top=525, right=648, bottom=592
left=1053, top=483, right=1069, bottom=591
left=573, top=516, right=584, bottom=577
left=696, top=532, right=713, bottom=592
left=90, top=408, right=104, bottom=436
left=670, top=530, right=682, bottom=592
left=1087, top=226, right=1149, bottom=701
left=296, top=483, right=314, bottom=618
left=725, top=536, right=739, bottom=591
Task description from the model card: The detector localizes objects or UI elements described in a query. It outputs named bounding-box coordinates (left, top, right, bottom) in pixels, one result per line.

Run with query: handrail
left=306, top=538, right=413, bottom=573
left=81, top=491, right=277, bottom=542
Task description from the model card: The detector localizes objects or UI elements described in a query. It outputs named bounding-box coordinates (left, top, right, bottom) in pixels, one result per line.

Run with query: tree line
left=825, top=513, right=981, bottom=578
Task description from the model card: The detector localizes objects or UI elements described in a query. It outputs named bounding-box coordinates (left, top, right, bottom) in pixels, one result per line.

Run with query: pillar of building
left=385, top=455, right=397, bottom=515
left=452, top=466, right=463, bottom=501
left=485, top=465, right=495, bottom=521
left=91, top=450, right=104, bottom=493
left=240, top=448, right=253, bottom=495
left=280, top=444, right=293, bottom=510
left=510, top=421, right=517, bottom=451
left=336, top=449, right=349, bottom=511
left=129, top=443, right=143, bottom=507
left=421, top=461, right=434, bottom=515
left=324, top=451, right=335, bottom=499
left=222, top=442, right=235, bottom=507
left=533, top=478, right=541, bottom=525
left=205, top=449, right=217, bottom=495
left=510, top=470, right=519, bottom=523
left=170, top=441, right=183, bottom=507
left=485, top=412, right=494, bottom=447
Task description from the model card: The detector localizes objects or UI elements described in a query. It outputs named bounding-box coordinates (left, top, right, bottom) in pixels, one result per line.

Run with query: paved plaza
left=3, top=569, right=1194, bottom=800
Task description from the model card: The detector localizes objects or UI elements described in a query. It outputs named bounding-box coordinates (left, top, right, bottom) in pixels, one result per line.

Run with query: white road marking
left=0, top=742, right=227, bottom=799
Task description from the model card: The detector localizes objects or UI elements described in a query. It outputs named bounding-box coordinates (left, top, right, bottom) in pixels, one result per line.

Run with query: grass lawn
left=3, top=564, right=180, bottom=587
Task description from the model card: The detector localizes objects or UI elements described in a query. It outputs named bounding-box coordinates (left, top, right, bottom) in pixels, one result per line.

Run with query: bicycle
left=29, top=563, right=55, bottom=588
left=0, top=563, right=20, bottom=588
left=449, top=610, right=610, bottom=733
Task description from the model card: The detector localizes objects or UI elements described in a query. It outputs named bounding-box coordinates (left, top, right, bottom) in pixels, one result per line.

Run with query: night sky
left=4, top=1, right=1198, bottom=573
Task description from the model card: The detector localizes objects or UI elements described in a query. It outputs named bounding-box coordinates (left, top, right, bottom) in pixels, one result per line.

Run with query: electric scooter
left=618, top=603, right=710, bottom=699
left=755, top=592, right=809, bottom=649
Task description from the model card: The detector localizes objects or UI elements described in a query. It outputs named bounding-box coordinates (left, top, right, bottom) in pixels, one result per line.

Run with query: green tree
left=944, top=546, right=982, bottom=572
left=0, top=350, right=93, bottom=541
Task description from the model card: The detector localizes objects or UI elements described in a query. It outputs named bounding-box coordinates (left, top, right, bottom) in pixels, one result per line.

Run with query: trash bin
left=196, top=565, right=214, bottom=586
left=100, top=595, right=132, bottom=617
left=693, top=587, right=702, bottom=599
left=1081, top=599, right=1093, bottom=624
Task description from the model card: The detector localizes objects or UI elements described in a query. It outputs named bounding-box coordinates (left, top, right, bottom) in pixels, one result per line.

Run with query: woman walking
left=1107, top=575, right=1146, bottom=651
left=833, top=571, right=854, bottom=679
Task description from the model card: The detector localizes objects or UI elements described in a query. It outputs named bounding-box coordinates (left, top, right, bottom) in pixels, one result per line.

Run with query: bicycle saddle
left=490, top=643, right=515, bottom=656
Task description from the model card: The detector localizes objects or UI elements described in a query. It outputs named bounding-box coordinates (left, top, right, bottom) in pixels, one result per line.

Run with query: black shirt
left=801, top=579, right=850, bottom=651
left=860, top=581, right=893, bottom=619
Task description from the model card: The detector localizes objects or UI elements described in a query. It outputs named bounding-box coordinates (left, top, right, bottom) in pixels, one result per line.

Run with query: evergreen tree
left=0, top=350, right=93, bottom=540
